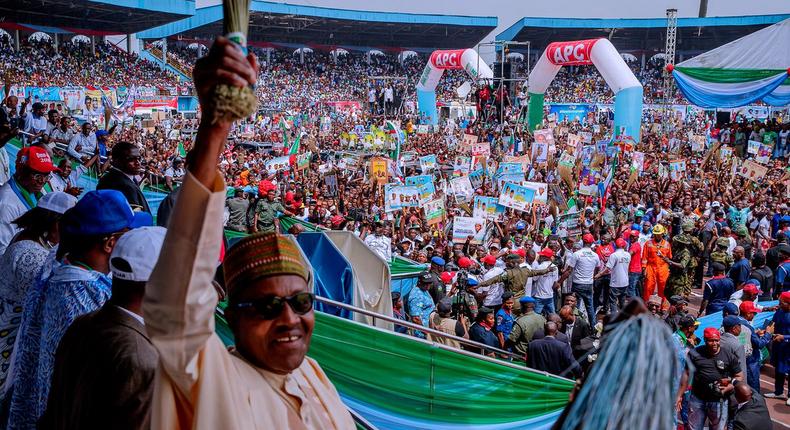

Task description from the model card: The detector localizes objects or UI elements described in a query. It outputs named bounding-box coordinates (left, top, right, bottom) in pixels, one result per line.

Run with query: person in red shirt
left=627, top=230, right=643, bottom=299
left=594, top=232, right=616, bottom=313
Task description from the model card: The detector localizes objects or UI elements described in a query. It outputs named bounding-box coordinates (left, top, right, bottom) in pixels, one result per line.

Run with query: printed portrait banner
left=719, top=146, right=733, bottom=161
left=691, top=135, right=706, bottom=153
left=567, top=133, right=581, bottom=152
left=580, top=132, right=593, bottom=144
left=384, top=184, right=421, bottom=212
left=297, top=152, right=312, bottom=170
left=470, top=155, right=487, bottom=173
left=747, top=140, right=762, bottom=155
left=468, top=169, right=485, bottom=189
left=496, top=162, right=524, bottom=176
left=523, top=181, right=548, bottom=205
left=495, top=173, right=526, bottom=191
left=580, top=145, right=595, bottom=166
left=755, top=144, right=772, bottom=164
left=471, top=142, right=491, bottom=156
left=405, top=175, right=434, bottom=187
left=658, top=163, right=668, bottom=179
left=424, top=198, right=446, bottom=225
left=419, top=155, right=438, bottom=172
left=473, top=196, right=505, bottom=221
left=452, top=216, right=487, bottom=244
left=265, top=156, right=291, bottom=174
left=498, top=182, right=535, bottom=212
left=416, top=124, right=430, bottom=134
left=453, top=156, right=471, bottom=176
left=578, top=167, right=600, bottom=196
left=531, top=142, right=548, bottom=163
left=462, top=133, right=478, bottom=148
left=417, top=182, right=436, bottom=205
left=737, top=159, right=768, bottom=182
left=370, top=157, right=389, bottom=183
left=669, top=160, right=687, bottom=181
left=449, top=176, right=475, bottom=201
left=503, top=155, right=530, bottom=172
left=631, top=151, right=645, bottom=173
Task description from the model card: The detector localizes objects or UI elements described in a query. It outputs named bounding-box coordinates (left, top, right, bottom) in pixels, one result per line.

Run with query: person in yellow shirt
left=143, top=37, right=354, bottom=430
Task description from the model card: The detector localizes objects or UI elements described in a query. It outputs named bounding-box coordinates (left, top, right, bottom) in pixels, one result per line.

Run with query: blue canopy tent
left=295, top=232, right=355, bottom=319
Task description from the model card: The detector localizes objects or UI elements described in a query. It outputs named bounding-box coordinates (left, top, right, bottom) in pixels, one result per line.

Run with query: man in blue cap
left=507, top=296, right=546, bottom=357
left=6, top=189, right=149, bottom=429
left=408, top=273, right=437, bottom=340
left=427, top=256, right=446, bottom=302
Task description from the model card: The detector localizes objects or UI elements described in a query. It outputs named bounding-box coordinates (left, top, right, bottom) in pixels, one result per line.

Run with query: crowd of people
left=0, top=32, right=789, bottom=430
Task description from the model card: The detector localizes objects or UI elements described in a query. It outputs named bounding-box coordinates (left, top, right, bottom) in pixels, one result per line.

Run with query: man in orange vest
left=642, top=224, right=672, bottom=302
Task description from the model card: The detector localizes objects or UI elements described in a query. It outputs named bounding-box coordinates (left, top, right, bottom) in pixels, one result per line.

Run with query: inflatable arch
left=527, top=38, right=643, bottom=142
left=416, top=49, right=494, bottom=125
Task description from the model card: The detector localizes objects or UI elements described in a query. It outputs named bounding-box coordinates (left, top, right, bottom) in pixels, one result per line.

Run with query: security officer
left=710, top=237, right=734, bottom=271
left=477, top=254, right=557, bottom=303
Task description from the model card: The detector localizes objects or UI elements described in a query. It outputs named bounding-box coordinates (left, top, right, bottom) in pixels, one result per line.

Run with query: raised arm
left=143, top=37, right=259, bottom=395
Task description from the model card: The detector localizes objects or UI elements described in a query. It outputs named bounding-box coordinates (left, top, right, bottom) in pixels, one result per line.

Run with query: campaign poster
left=523, top=181, right=548, bottom=205
left=461, top=133, right=477, bottom=149
left=470, top=155, right=487, bottom=173
left=737, top=159, right=768, bottom=182
left=265, top=156, right=291, bottom=174
left=719, top=146, right=733, bottom=161
left=580, top=145, right=595, bottom=166
left=416, top=124, right=429, bottom=134
left=498, top=182, right=535, bottom=211
left=370, top=157, right=389, bottom=184
left=471, top=142, right=490, bottom=156
left=419, top=155, right=437, bottom=172
left=453, top=156, right=471, bottom=176
left=296, top=152, right=311, bottom=171
left=424, top=198, right=446, bottom=225
left=503, top=155, right=530, bottom=172
left=578, top=167, right=600, bottom=196
left=384, top=184, right=421, bottom=212
left=473, top=196, right=505, bottom=220
left=669, top=160, right=686, bottom=181
left=496, top=162, right=524, bottom=176
left=405, top=175, right=433, bottom=187
left=755, top=144, right=772, bottom=164
left=452, top=216, right=487, bottom=244
left=691, top=135, right=706, bottom=152
left=580, top=132, right=593, bottom=144
left=747, top=140, right=761, bottom=155
left=449, top=176, right=475, bottom=201
left=417, top=182, right=436, bottom=205
left=495, top=173, right=526, bottom=191
left=468, top=169, right=485, bottom=189
left=631, top=151, right=645, bottom=172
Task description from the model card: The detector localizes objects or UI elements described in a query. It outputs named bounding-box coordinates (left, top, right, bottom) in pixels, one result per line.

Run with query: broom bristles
left=223, top=0, right=251, bottom=42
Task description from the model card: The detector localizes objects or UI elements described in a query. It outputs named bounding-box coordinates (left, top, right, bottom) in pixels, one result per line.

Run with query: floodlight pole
left=662, top=8, right=678, bottom=133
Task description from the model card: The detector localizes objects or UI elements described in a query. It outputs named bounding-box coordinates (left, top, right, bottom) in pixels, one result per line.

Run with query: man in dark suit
left=532, top=313, right=569, bottom=344
left=40, top=227, right=165, bottom=430
left=559, top=305, right=592, bottom=360
left=527, top=321, right=581, bottom=378
left=732, top=382, right=772, bottom=430
left=97, top=141, right=150, bottom=213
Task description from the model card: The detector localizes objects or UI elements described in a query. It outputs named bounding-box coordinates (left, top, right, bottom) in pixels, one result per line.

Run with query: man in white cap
left=40, top=226, right=166, bottom=429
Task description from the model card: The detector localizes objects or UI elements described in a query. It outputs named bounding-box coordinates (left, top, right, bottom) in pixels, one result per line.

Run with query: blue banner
left=26, top=87, right=62, bottom=102
left=548, top=104, right=592, bottom=122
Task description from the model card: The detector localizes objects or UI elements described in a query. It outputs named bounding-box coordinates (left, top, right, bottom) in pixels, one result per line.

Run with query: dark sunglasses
left=234, top=292, right=315, bottom=320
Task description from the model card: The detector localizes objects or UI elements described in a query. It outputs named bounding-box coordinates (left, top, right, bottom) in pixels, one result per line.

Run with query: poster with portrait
left=453, top=156, right=471, bottom=176
left=495, top=173, right=526, bottom=191
left=419, top=155, right=437, bottom=172
left=691, top=135, right=706, bottom=153
left=747, top=140, right=762, bottom=155
left=580, top=132, right=593, bottom=144
left=471, top=142, right=490, bottom=156
left=737, top=159, right=768, bottom=182
left=578, top=167, right=600, bottom=196
left=470, top=155, right=487, bottom=173
left=719, top=146, right=733, bottom=161
left=264, top=156, right=291, bottom=174
left=669, top=160, right=687, bottom=181
left=473, top=196, right=505, bottom=220
left=631, top=151, right=645, bottom=172
left=496, top=162, right=524, bottom=176
left=416, top=124, right=429, bottom=134
left=462, top=133, right=477, bottom=149
left=532, top=129, right=554, bottom=163
left=567, top=133, right=581, bottom=153
left=503, top=155, right=530, bottom=172
left=424, top=198, right=446, bottom=225
left=468, top=169, right=486, bottom=189
left=370, top=157, right=389, bottom=184
left=417, top=182, right=436, bottom=205
left=580, top=145, right=595, bottom=166
left=452, top=216, right=487, bottom=244
left=755, top=144, right=772, bottom=164
left=384, top=184, right=421, bottom=212
left=449, top=176, right=475, bottom=201
left=523, top=181, right=548, bottom=205
left=498, top=182, right=535, bottom=211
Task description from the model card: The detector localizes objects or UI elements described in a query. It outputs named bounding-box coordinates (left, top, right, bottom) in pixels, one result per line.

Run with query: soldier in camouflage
left=710, top=237, right=734, bottom=272
left=673, top=220, right=704, bottom=290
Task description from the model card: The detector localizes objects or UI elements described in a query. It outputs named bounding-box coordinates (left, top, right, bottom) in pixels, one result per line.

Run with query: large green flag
left=289, top=132, right=301, bottom=155
left=177, top=141, right=187, bottom=158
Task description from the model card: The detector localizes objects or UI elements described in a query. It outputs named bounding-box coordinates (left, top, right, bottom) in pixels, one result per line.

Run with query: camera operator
left=686, top=327, right=744, bottom=430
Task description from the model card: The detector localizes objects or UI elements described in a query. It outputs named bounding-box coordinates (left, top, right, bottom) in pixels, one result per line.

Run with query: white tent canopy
left=187, top=42, right=206, bottom=50
left=650, top=53, right=668, bottom=62
left=620, top=53, right=637, bottom=63
left=330, top=48, right=348, bottom=56
left=293, top=47, right=313, bottom=55
left=28, top=32, right=51, bottom=42
left=369, top=50, right=385, bottom=56
left=506, top=52, right=524, bottom=61
left=150, top=39, right=165, bottom=48
left=0, top=29, right=9, bottom=39
left=71, top=35, right=90, bottom=44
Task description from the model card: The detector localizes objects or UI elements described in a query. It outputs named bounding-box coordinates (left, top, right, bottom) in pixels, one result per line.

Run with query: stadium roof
left=138, top=1, right=498, bottom=52
left=496, top=14, right=790, bottom=54
left=1, top=0, right=195, bottom=34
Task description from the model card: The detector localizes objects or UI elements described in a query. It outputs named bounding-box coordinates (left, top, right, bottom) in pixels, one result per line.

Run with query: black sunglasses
left=234, top=292, right=315, bottom=320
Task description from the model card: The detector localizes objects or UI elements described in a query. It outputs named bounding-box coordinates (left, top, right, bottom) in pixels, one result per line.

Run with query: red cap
left=582, top=233, right=595, bottom=244
left=703, top=327, right=721, bottom=340
left=739, top=301, right=760, bottom=314
left=480, top=255, right=497, bottom=265
left=18, top=146, right=57, bottom=173
left=742, top=284, right=761, bottom=295
left=538, top=248, right=554, bottom=258
left=630, top=230, right=640, bottom=237
left=458, top=257, right=473, bottom=269
left=330, top=215, right=344, bottom=227
left=440, top=271, right=454, bottom=284
left=615, top=238, right=627, bottom=249
left=781, top=292, right=790, bottom=302
left=515, top=248, right=526, bottom=258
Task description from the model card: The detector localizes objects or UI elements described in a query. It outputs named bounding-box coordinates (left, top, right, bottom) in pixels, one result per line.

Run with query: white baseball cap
left=110, top=226, right=167, bottom=282
left=37, top=191, right=77, bottom=214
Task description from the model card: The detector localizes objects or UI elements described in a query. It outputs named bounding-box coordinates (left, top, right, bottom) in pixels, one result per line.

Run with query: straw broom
left=210, top=0, right=257, bottom=123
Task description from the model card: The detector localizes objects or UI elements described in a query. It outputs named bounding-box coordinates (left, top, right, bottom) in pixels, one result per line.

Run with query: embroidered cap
left=223, top=233, right=308, bottom=294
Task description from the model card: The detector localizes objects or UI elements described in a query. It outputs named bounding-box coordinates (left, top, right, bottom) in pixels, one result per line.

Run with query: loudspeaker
left=492, top=62, right=512, bottom=79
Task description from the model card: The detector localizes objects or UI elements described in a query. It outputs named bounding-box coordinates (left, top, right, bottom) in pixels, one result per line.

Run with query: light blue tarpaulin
left=296, top=232, right=355, bottom=319
left=695, top=300, right=778, bottom=341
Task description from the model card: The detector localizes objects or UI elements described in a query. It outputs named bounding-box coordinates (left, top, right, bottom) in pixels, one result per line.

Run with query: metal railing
left=315, top=296, right=534, bottom=367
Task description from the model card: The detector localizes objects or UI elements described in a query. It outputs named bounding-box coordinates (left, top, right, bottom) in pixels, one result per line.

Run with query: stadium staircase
left=139, top=48, right=192, bottom=82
